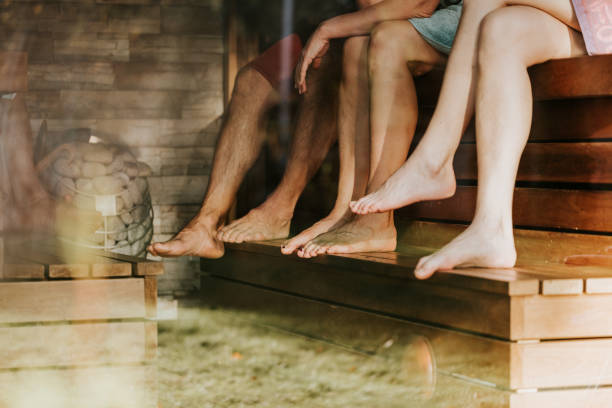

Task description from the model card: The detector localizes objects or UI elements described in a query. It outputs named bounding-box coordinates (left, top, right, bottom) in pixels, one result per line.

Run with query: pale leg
left=351, top=0, right=582, bottom=214
left=415, top=5, right=586, bottom=278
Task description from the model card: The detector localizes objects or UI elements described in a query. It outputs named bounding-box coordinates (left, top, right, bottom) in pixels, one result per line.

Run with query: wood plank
left=586, top=278, right=612, bottom=294
left=540, top=278, right=584, bottom=295
left=407, top=186, right=612, bottom=233
left=454, top=142, right=612, bottom=184
left=511, top=294, right=612, bottom=340
left=528, top=55, right=612, bottom=100
left=37, top=240, right=133, bottom=278
left=0, top=279, right=145, bottom=323
left=144, top=275, right=157, bottom=318
left=530, top=98, right=612, bottom=140
left=234, top=241, right=541, bottom=296
left=0, top=321, right=152, bottom=369
left=1, top=256, right=45, bottom=280
left=202, top=276, right=612, bottom=389
left=0, top=51, right=27, bottom=92
left=203, top=246, right=513, bottom=339
left=0, top=365, right=157, bottom=408
left=396, top=221, right=612, bottom=264
left=565, top=254, right=612, bottom=267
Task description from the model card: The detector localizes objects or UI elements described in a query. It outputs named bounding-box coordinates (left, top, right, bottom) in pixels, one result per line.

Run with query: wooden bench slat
left=406, top=186, right=612, bottom=233
left=202, top=277, right=612, bottom=390
left=43, top=238, right=164, bottom=277
left=528, top=55, right=612, bottom=100
left=0, top=279, right=145, bottom=324
left=241, top=241, right=541, bottom=296
left=33, top=240, right=132, bottom=278
left=397, top=221, right=612, bottom=265
left=454, top=142, right=612, bottom=184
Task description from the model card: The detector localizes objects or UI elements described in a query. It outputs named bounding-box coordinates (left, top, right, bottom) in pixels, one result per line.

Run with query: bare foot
left=414, top=222, right=517, bottom=280
left=350, top=158, right=456, bottom=215
left=216, top=206, right=291, bottom=244
left=297, top=212, right=396, bottom=258
left=148, top=216, right=224, bottom=259
left=281, top=210, right=349, bottom=255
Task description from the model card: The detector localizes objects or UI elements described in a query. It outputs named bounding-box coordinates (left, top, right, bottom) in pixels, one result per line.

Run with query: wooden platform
left=0, top=236, right=161, bottom=407
left=202, top=239, right=612, bottom=403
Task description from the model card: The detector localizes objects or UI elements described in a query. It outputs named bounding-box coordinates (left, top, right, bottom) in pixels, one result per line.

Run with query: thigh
left=507, top=0, right=580, bottom=30
left=372, top=20, right=447, bottom=68
left=482, top=5, right=587, bottom=66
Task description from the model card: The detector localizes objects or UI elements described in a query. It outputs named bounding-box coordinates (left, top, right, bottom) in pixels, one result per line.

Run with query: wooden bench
left=202, top=54, right=612, bottom=404
left=0, top=236, right=160, bottom=407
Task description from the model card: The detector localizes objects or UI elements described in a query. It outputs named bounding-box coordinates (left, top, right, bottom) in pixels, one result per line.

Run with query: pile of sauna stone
left=43, top=142, right=154, bottom=256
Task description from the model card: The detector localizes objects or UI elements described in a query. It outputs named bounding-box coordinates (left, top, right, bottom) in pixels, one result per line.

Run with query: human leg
left=414, top=4, right=586, bottom=279
left=300, top=21, right=445, bottom=257
left=282, top=36, right=371, bottom=256
left=217, top=49, right=341, bottom=244
left=351, top=0, right=581, bottom=214
left=148, top=66, right=279, bottom=258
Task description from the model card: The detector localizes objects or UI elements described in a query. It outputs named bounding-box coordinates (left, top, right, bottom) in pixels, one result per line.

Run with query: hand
left=294, top=29, right=330, bottom=94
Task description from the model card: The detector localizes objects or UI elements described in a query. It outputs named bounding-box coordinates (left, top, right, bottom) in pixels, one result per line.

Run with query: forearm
left=319, top=0, right=439, bottom=39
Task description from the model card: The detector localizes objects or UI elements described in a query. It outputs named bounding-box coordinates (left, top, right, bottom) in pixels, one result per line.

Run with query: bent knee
left=233, top=65, right=268, bottom=96
left=478, top=8, right=536, bottom=65
left=369, top=21, right=412, bottom=57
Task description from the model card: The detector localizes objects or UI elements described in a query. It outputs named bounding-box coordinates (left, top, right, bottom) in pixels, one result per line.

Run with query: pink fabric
left=572, top=0, right=612, bottom=55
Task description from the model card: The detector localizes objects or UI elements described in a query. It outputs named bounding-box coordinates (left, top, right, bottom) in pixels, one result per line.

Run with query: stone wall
left=0, top=0, right=224, bottom=295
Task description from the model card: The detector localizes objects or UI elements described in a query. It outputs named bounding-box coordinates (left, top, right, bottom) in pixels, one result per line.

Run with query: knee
left=342, top=36, right=368, bottom=83
left=477, top=9, right=523, bottom=67
left=233, top=65, right=266, bottom=98
left=368, top=22, right=407, bottom=69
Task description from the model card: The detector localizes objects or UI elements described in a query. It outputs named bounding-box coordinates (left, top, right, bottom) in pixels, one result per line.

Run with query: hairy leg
left=148, top=67, right=279, bottom=258
left=283, top=36, right=371, bottom=256
left=415, top=4, right=586, bottom=279
left=351, top=0, right=582, bottom=214
left=218, top=52, right=341, bottom=244
left=300, top=22, right=445, bottom=257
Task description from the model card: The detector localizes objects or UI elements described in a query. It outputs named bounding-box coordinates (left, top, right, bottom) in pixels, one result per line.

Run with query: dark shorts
left=249, top=34, right=303, bottom=91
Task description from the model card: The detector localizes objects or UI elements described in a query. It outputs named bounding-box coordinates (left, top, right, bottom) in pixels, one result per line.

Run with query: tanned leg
left=148, top=67, right=279, bottom=258
left=283, top=36, right=371, bottom=257
left=217, top=51, right=341, bottom=244
left=415, top=4, right=586, bottom=279
left=351, top=0, right=581, bottom=214
left=300, top=21, right=444, bottom=257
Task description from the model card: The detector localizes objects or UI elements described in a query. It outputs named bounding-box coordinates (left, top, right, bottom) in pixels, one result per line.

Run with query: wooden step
left=202, top=242, right=612, bottom=340
left=201, top=276, right=612, bottom=395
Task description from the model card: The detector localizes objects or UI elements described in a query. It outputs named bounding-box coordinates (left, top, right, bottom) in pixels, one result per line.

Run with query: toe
left=415, top=257, right=438, bottom=280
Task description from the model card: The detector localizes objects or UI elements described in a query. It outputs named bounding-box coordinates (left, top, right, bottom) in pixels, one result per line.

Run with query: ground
left=157, top=307, right=443, bottom=408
